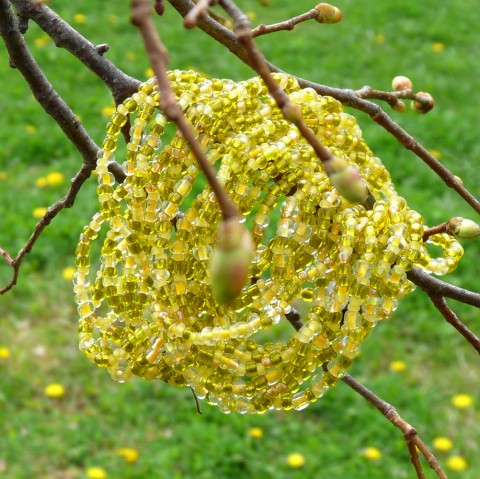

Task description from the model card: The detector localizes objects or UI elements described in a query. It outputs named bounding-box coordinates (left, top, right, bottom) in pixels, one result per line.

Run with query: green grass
left=0, top=0, right=479, bottom=478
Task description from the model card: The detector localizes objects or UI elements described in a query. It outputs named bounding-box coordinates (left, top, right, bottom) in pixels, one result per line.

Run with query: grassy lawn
left=0, top=0, right=479, bottom=478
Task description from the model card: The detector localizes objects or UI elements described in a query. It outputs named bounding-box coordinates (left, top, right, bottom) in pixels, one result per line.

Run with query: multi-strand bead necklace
left=74, top=71, right=463, bottom=413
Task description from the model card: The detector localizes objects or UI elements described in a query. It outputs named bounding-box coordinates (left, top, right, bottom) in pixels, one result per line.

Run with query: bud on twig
left=392, top=76, right=413, bottom=91
left=411, top=92, right=435, bottom=114
left=446, top=217, right=480, bottom=240
left=315, top=3, right=343, bottom=24
left=391, top=100, right=406, bottom=112
left=324, top=156, right=371, bottom=205
left=209, top=217, right=255, bottom=305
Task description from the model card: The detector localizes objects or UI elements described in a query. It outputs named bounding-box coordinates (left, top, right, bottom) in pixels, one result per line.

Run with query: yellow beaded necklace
left=74, top=71, right=463, bottom=413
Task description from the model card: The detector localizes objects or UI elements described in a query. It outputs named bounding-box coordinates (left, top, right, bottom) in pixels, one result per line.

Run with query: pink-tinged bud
left=392, top=76, right=413, bottom=91
left=315, top=3, right=343, bottom=24
left=210, top=217, right=254, bottom=305
left=411, top=92, right=435, bottom=114
left=446, top=217, right=480, bottom=240
left=391, top=100, right=406, bottom=112
left=325, top=156, right=370, bottom=205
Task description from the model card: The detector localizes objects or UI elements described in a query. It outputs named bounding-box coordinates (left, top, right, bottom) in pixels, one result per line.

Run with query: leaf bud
left=446, top=217, right=480, bottom=240
left=392, top=76, right=413, bottom=91
left=209, top=217, right=254, bottom=305
left=325, top=156, right=370, bottom=205
left=391, top=100, right=406, bottom=112
left=315, top=3, right=343, bottom=24
left=411, top=92, right=435, bottom=114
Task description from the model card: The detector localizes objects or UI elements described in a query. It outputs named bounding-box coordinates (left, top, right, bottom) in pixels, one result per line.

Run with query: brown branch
left=10, top=0, right=140, bottom=104
left=166, top=0, right=480, bottom=215
left=285, top=307, right=303, bottom=331
left=429, top=295, right=480, bottom=354
left=252, top=8, right=319, bottom=37
left=0, top=164, right=94, bottom=294
left=423, top=223, right=447, bottom=242
left=342, top=374, right=448, bottom=479
left=408, top=267, right=480, bottom=308
left=131, top=0, right=238, bottom=220
left=184, top=0, right=218, bottom=28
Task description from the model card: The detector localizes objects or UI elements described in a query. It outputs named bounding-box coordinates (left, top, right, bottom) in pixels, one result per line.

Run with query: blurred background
left=0, top=0, right=479, bottom=477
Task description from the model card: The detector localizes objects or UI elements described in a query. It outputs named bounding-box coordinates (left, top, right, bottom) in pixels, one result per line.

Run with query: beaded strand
left=75, top=71, right=463, bottom=414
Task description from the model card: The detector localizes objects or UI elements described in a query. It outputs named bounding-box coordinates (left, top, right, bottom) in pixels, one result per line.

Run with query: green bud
left=315, top=3, right=343, bottom=24
left=446, top=217, right=480, bottom=240
left=210, top=217, right=254, bottom=305
left=325, top=156, right=370, bottom=205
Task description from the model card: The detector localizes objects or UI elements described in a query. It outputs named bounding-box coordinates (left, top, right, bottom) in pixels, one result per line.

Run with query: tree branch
left=251, top=7, right=319, bottom=37
left=167, top=0, right=480, bottom=215
left=10, top=0, right=140, bottom=104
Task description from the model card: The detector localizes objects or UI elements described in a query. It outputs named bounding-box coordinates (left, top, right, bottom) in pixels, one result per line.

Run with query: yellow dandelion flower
left=86, top=467, right=107, bottom=479
left=247, top=11, right=257, bottom=21
left=73, top=13, right=86, bottom=24
left=46, top=172, right=65, bottom=186
left=44, top=383, right=65, bottom=398
left=432, top=437, right=453, bottom=452
left=286, top=452, right=306, bottom=468
left=34, top=35, right=50, bottom=47
left=428, top=149, right=442, bottom=159
left=451, top=394, right=473, bottom=409
left=374, top=33, right=385, bottom=44
left=101, top=105, right=116, bottom=117
left=389, top=360, right=407, bottom=372
left=116, top=447, right=139, bottom=463
left=25, top=124, right=37, bottom=134
left=447, top=455, right=467, bottom=471
left=62, top=266, right=76, bottom=281
left=145, top=67, right=154, bottom=78
left=32, top=207, right=47, bottom=218
left=36, top=177, right=47, bottom=188
left=362, top=447, right=382, bottom=461
left=108, top=14, right=118, bottom=23
left=125, top=51, right=136, bottom=61
left=248, top=427, right=264, bottom=439
left=0, top=347, right=11, bottom=359
left=0, top=172, right=7, bottom=180
left=432, top=42, right=445, bottom=53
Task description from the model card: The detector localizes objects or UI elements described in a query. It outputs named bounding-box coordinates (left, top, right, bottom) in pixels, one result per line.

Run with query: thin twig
left=408, top=267, right=480, bottom=308
left=423, top=223, right=447, bottom=242
left=131, top=0, right=238, bottom=220
left=342, top=374, right=448, bottom=479
left=10, top=0, right=140, bottom=104
left=252, top=8, right=318, bottom=37
left=0, top=164, right=95, bottom=295
left=429, top=295, right=480, bottom=354
left=184, top=0, right=217, bottom=28
left=166, top=0, right=480, bottom=215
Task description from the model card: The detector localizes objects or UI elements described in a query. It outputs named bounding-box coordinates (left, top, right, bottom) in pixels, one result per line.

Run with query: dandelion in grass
left=0, top=347, right=11, bottom=359
left=86, top=467, right=107, bottom=479
left=428, top=149, right=443, bottom=159
left=44, top=383, right=65, bottom=398
left=286, top=452, right=306, bottom=468
left=73, top=13, right=86, bottom=24
left=62, top=267, right=76, bottom=282
left=32, top=207, right=47, bottom=219
left=46, top=172, right=65, bottom=186
left=145, top=67, right=154, bottom=78
left=125, top=51, right=136, bottom=61
left=451, top=394, right=473, bottom=409
left=25, top=125, right=37, bottom=134
left=247, top=11, right=256, bottom=20
left=0, top=172, right=7, bottom=180
left=248, top=427, right=263, bottom=439
left=447, top=455, right=468, bottom=471
left=432, top=437, right=453, bottom=452
left=108, top=14, right=118, bottom=23
left=362, top=447, right=382, bottom=461
left=34, top=35, right=50, bottom=47
left=389, top=360, right=407, bottom=372
left=432, top=42, right=445, bottom=53
left=101, top=106, right=116, bottom=117
left=116, top=447, right=139, bottom=463
left=374, top=33, right=385, bottom=43
left=36, top=177, right=47, bottom=188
